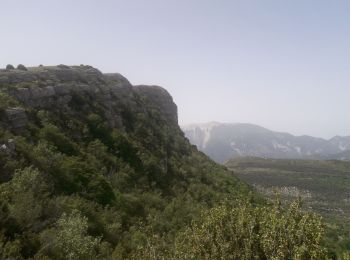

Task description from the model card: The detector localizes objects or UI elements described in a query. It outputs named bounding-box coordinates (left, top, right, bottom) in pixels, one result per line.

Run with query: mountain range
left=182, top=122, right=350, bottom=163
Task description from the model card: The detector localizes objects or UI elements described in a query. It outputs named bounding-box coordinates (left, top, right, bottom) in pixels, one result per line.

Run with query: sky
left=1, top=0, right=350, bottom=138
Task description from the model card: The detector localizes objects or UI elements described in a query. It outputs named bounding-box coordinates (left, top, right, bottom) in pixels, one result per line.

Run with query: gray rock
left=0, top=139, right=16, bottom=154
left=30, top=86, right=56, bottom=99
left=5, top=107, right=28, bottom=132
left=53, top=84, right=71, bottom=95
left=0, top=65, right=179, bottom=132
left=12, top=88, right=31, bottom=102
left=134, top=85, right=178, bottom=124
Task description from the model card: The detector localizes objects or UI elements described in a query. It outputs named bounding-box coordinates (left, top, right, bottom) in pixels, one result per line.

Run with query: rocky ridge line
left=0, top=65, right=178, bottom=132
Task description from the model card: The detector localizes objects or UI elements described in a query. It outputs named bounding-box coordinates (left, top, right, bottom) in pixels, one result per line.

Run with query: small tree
left=5, top=64, right=14, bottom=70
left=17, top=64, right=27, bottom=71
left=2, top=167, right=51, bottom=229
left=54, top=210, right=101, bottom=260
left=174, top=199, right=327, bottom=259
left=135, top=199, right=327, bottom=259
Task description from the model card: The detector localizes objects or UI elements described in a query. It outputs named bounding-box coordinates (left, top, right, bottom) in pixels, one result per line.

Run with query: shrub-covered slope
left=0, top=65, right=327, bottom=259
left=0, top=65, right=253, bottom=258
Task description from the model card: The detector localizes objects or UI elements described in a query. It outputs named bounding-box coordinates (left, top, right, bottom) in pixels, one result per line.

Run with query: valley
left=226, top=157, right=350, bottom=255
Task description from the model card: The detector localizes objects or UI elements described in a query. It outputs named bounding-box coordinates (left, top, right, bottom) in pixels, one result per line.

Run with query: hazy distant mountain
left=182, top=122, right=350, bottom=163
left=329, top=135, right=350, bottom=152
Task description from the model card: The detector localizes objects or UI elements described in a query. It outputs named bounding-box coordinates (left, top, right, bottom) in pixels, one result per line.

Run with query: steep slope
left=182, top=122, right=347, bottom=163
left=0, top=65, right=253, bottom=259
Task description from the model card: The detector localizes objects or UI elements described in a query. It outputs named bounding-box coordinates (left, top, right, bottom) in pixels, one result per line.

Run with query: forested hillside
left=0, top=65, right=327, bottom=259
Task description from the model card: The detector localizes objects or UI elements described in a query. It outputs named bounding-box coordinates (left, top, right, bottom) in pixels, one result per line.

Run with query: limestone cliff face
left=0, top=65, right=178, bottom=132
left=134, top=85, right=178, bottom=124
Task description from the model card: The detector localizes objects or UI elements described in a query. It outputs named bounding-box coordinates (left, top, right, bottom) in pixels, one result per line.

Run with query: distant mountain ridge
left=182, top=122, right=350, bottom=163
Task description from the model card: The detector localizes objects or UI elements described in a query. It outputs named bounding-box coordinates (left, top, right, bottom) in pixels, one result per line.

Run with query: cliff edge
left=0, top=65, right=178, bottom=133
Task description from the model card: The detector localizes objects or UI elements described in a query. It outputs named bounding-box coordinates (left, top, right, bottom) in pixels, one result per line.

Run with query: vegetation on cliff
left=0, top=65, right=327, bottom=259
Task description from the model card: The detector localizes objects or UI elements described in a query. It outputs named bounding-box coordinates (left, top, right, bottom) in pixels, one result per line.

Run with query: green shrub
left=175, top=199, right=326, bottom=259
left=134, top=199, right=327, bottom=259
left=39, top=124, right=78, bottom=155
left=0, top=92, right=20, bottom=111
left=17, top=64, right=27, bottom=71
left=47, top=210, right=101, bottom=260
left=0, top=167, right=51, bottom=229
left=5, top=64, right=14, bottom=70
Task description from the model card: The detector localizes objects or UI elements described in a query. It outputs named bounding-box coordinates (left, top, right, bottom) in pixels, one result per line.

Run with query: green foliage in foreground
left=226, top=156, right=350, bottom=256
left=51, top=210, right=102, bottom=259
left=134, top=199, right=326, bottom=260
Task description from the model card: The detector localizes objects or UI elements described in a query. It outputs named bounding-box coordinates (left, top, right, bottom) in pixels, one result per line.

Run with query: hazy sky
left=1, top=0, right=350, bottom=138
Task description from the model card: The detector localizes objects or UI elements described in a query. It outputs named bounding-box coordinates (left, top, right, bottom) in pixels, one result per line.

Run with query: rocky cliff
left=0, top=65, right=250, bottom=259
left=0, top=65, right=178, bottom=133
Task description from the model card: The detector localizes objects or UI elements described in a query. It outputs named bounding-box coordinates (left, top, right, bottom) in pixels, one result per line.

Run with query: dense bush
left=16, top=64, right=27, bottom=71
left=5, top=64, right=14, bottom=70
left=175, top=199, right=326, bottom=259
left=134, top=199, right=326, bottom=259
left=0, top=92, right=20, bottom=111
left=44, top=210, right=101, bottom=259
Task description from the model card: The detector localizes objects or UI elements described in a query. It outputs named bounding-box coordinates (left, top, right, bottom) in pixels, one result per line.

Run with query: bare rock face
left=5, top=108, right=28, bottom=133
left=0, top=65, right=179, bottom=132
left=134, top=85, right=178, bottom=125
left=3, top=66, right=114, bottom=109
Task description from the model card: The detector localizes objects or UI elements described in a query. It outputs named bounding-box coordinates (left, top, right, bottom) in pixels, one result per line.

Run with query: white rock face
left=182, top=122, right=221, bottom=149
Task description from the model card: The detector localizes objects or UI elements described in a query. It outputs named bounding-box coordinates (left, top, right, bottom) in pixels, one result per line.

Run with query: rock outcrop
left=134, top=85, right=178, bottom=124
left=5, top=108, right=27, bottom=133
left=0, top=65, right=178, bottom=132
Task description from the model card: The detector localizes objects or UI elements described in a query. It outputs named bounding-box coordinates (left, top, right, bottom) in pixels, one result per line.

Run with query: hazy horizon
left=180, top=121, right=350, bottom=140
left=1, top=0, right=350, bottom=138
